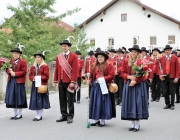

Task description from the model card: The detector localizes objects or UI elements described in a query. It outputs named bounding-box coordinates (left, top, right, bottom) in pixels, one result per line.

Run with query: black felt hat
left=108, top=48, right=116, bottom=53
left=152, top=48, right=161, bottom=53
left=95, top=51, right=109, bottom=60
left=128, top=45, right=141, bottom=53
left=10, top=48, right=22, bottom=54
left=164, top=45, right=172, bottom=50
left=141, top=47, right=148, bottom=53
left=60, top=40, right=72, bottom=47
left=88, top=50, right=94, bottom=56
left=75, top=50, right=81, bottom=55
left=34, top=52, right=45, bottom=60
left=94, top=47, right=101, bottom=53
left=117, top=48, right=124, bottom=54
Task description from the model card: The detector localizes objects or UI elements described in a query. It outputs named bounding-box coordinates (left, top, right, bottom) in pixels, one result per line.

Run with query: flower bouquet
left=132, top=59, right=152, bottom=78
left=0, top=59, right=12, bottom=71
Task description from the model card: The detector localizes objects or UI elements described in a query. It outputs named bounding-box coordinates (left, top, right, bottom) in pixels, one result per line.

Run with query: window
left=108, top=38, right=114, bottom=46
left=150, top=36, right=156, bottom=45
left=133, top=36, right=139, bottom=45
left=168, top=35, right=175, bottom=44
left=90, top=39, right=95, bottom=46
left=121, top=14, right=127, bottom=22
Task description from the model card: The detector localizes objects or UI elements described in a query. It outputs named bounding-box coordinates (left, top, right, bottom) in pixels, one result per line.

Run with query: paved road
left=0, top=87, right=180, bottom=140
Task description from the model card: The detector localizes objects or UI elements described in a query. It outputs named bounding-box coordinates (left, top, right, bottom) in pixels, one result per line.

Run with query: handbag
left=108, top=83, right=118, bottom=93
left=37, top=85, right=47, bottom=94
left=35, top=65, right=47, bottom=94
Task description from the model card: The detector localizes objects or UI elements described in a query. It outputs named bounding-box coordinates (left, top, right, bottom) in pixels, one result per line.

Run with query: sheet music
left=97, top=77, right=108, bottom=95
left=35, top=76, right=41, bottom=87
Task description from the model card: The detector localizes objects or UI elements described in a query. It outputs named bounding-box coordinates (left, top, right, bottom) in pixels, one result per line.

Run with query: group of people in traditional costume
left=1, top=38, right=180, bottom=132
left=4, top=47, right=50, bottom=121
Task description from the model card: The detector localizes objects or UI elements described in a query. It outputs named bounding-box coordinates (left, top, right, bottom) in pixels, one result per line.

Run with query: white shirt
left=166, top=54, right=172, bottom=59
left=63, top=51, right=70, bottom=56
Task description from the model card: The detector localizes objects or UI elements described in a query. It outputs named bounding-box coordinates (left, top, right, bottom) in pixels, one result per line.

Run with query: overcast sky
left=0, top=0, right=180, bottom=26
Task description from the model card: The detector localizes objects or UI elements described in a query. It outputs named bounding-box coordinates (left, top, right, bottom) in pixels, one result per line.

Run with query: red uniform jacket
left=149, top=58, right=161, bottom=79
left=54, top=52, right=78, bottom=83
left=6, top=58, right=27, bottom=83
left=29, top=64, right=49, bottom=85
left=90, top=63, right=115, bottom=83
left=159, top=55, right=179, bottom=78
left=84, top=56, right=96, bottom=73
left=117, top=57, right=126, bottom=77
left=78, top=58, right=84, bottom=78
left=178, top=62, right=180, bottom=78
left=108, top=56, right=118, bottom=73
left=121, top=59, right=148, bottom=83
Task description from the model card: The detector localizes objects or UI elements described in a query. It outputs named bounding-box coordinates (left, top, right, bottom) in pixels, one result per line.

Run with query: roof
left=53, top=20, right=74, bottom=32
left=78, top=0, right=180, bottom=28
left=0, top=20, right=74, bottom=33
left=0, top=28, right=12, bottom=33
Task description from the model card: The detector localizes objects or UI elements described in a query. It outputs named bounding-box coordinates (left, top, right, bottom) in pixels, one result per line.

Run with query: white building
left=79, top=0, right=180, bottom=51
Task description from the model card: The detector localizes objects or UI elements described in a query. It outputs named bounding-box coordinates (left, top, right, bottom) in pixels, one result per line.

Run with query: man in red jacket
left=114, top=48, right=125, bottom=106
left=54, top=40, right=78, bottom=124
left=159, top=45, right=179, bottom=110
left=74, top=50, right=84, bottom=104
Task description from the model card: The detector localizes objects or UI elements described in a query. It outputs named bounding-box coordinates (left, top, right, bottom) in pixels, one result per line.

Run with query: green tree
left=1, top=0, right=81, bottom=63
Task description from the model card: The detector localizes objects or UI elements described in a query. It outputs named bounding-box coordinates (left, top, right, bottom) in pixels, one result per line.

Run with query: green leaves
left=0, top=0, right=90, bottom=64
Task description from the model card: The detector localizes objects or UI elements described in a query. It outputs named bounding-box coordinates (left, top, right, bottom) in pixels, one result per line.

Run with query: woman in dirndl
left=121, top=45, right=149, bottom=132
left=5, top=47, right=28, bottom=120
left=88, top=51, right=116, bottom=127
left=29, top=52, right=50, bottom=121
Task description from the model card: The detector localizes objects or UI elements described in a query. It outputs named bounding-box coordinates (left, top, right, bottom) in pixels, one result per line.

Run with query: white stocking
left=14, top=109, right=18, bottom=117
left=92, top=120, right=99, bottom=123
left=35, top=110, right=39, bottom=118
left=100, top=119, right=105, bottom=125
left=130, top=121, right=135, bottom=128
left=135, top=120, right=140, bottom=129
left=38, top=109, right=43, bottom=119
left=17, top=109, right=22, bottom=117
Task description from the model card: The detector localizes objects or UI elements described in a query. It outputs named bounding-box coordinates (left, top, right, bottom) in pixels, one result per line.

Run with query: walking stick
left=86, top=73, right=91, bottom=128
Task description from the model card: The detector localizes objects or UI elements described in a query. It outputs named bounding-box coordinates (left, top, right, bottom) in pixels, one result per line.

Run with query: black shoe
left=155, top=99, right=159, bottom=102
left=14, top=115, right=22, bottom=120
left=163, top=105, right=170, bottom=109
left=74, top=100, right=76, bottom=102
left=33, top=118, right=37, bottom=121
left=98, top=124, right=105, bottom=127
left=151, top=99, right=155, bottom=102
left=170, top=106, right=174, bottom=110
left=77, top=101, right=80, bottom=104
left=56, top=116, right=67, bottom=122
left=133, top=126, right=140, bottom=132
left=128, top=127, right=134, bottom=131
left=10, top=115, right=17, bottom=120
left=91, top=121, right=100, bottom=126
left=115, top=100, right=119, bottom=105
left=175, top=101, right=179, bottom=103
left=35, top=116, right=42, bottom=121
left=67, top=118, right=73, bottom=124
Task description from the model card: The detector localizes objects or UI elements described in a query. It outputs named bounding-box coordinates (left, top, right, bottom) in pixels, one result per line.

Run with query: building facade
left=79, top=0, right=180, bottom=51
